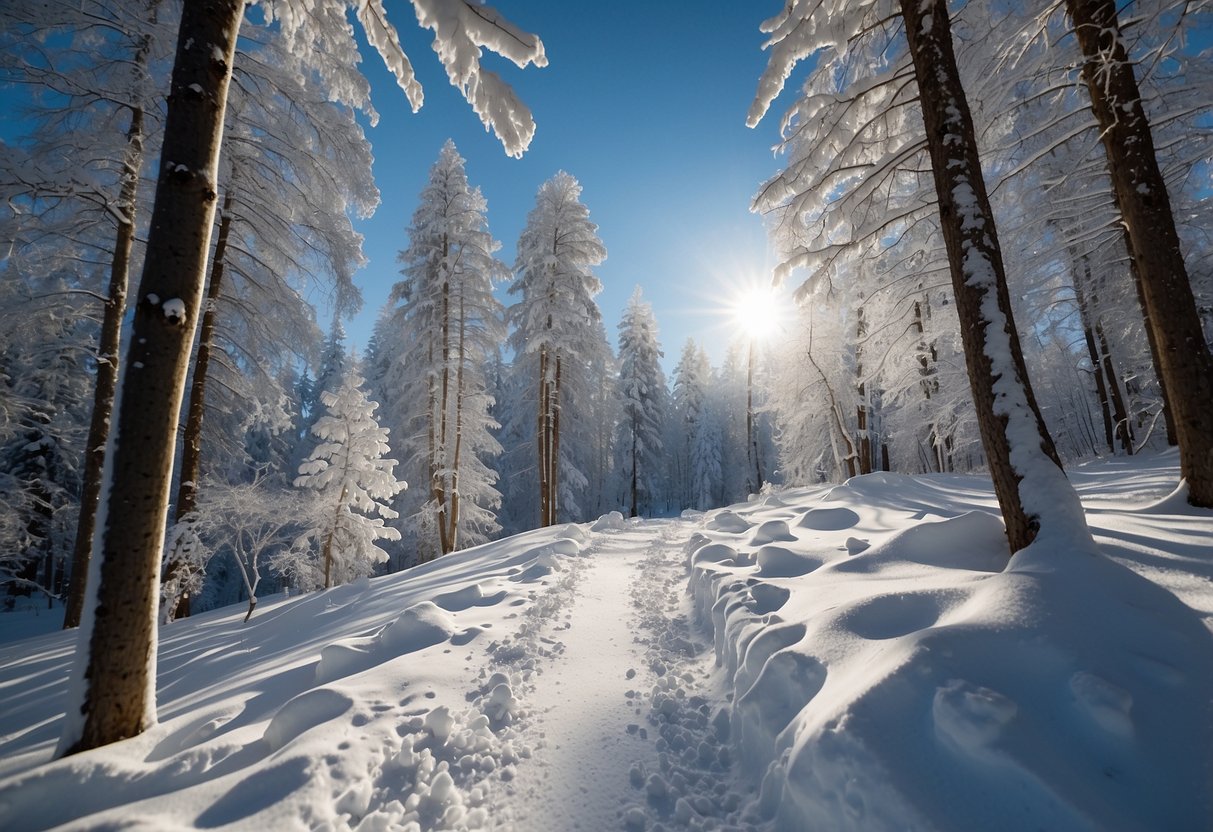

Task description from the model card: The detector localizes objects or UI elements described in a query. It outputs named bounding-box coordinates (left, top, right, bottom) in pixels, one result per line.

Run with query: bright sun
left=731, top=287, right=785, bottom=342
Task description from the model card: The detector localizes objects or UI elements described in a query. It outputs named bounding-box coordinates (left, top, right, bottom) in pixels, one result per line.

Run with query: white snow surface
left=0, top=452, right=1210, bottom=830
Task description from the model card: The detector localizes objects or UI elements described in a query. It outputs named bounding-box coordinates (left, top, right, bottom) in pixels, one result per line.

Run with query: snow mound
left=756, top=546, right=823, bottom=578
left=750, top=519, right=796, bottom=545
left=591, top=511, right=627, bottom=531
left=263, top=687, right=354, bottom=751
left=705, top=510, right=751, bottom=533
left=316, top=601, right=457, bottom=683
left=883, top=510, right=1007, bottom=571
left=554, top=523, right=590, bottom=544
left=690, top=542, right=741, bottom=566
left=433, top=582, right=509, bottom=612
left=798, top=506, right=861, bottom=530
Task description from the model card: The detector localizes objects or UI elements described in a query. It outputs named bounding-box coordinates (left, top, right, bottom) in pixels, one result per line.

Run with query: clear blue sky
left=340, top=2, right=789, bottom=373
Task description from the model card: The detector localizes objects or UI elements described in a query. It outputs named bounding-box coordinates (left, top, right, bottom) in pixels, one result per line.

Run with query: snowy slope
left=0, top=451, right=1210, bottom=831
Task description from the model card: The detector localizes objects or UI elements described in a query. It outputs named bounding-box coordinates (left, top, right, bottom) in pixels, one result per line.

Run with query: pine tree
left=507, top=171, right=607, bottom=527
left=292, top=368, right=405, bottom=590
left=615, top=287, right=667, bottom=517
left=382, top=140, right=506, bottom=559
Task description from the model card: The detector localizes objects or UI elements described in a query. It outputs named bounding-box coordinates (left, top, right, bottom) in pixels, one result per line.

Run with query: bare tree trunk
left=900, top=0, right=1065, bottom=552
left=806, top=342, right=858, bottom=479
left=163, top=189, right=233, bottom=620
left=536, top=347, right=549, bottom=527
left=855, top=304, right=872, bottom=475
left=630, top=418, right=639, bottom=517
left=434, top=267, right=452, bottom=556
left=550, top=355, right=562, bottom=525
left=447, top=291, right=467, bottom=553
left=59, top=0, right=243, bottom=757
left=1068, top=249, right=1115, bottom=452
left=322, top=483, right=348, bottom=590
left=1066, top=0, right=1213, bottom=503
left=1118, top=203, right=1177, bottom=446
left=1093, top=317, right=1133, bottom=454
left=746, top=341, right=763, bottom=492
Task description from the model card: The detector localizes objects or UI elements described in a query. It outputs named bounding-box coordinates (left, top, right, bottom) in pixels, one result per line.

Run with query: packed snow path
left=499, top=523, right=664, bottom=830
left=492, top=518, right=750, bottom=831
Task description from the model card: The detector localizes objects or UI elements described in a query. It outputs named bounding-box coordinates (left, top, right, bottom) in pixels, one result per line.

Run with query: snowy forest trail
left=495, top=517, right=742, bottom=831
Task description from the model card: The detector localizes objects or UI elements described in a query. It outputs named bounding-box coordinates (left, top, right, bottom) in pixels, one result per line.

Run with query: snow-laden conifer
left=292, top=369, right=404, bottom=590
left=380, top=140, right=505, bottom=561
left=615, top=287, right=667, bottom=517
left=507, top=172, right=607, bottom=526
left=671, top=341, right=719, bottom=510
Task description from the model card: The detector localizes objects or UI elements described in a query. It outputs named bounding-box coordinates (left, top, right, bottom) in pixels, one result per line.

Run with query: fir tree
left=506, top=171, right=607, bottom=526
left=292, top=368, right=405, bottom=590
left=615, top=287, right=667, bottom=517
left=381, top=140, right=506, bottom=560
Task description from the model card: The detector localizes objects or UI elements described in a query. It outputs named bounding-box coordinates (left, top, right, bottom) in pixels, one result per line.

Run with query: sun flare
left=731, top=287, right=786, bottom=342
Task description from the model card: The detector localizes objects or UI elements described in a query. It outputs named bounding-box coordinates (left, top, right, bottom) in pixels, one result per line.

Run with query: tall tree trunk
left=1068, top=248, right=1116, bottom=452
left=536, top=347, right=549, bottom=527
left=550, top=355, right=562, bottom=525
left=746, top=341, right=763, bottom=492
left=446, top=291, right=467, bottom=553
left=1066, top=0, right=1213, bottom=503
left=322, top=483, right=348, bottom=590
left=1118, top=200, right=1177, bottom=446
left=1093, top=316, right=1133, bottom=454
left=163, top=189, right=234, bottom=620
left=426, top=334, right=440, bottom=563
left=900, top=0, right=1068, bottom=552
left=59, top=0, right=243, bottom=757
left=855, top=304, right=872, bottom=475
left=630, top=411, right=639, bottom=517
left=63, top=12, right=159, bottom=630
left=434, top=267, right=452, bottom=556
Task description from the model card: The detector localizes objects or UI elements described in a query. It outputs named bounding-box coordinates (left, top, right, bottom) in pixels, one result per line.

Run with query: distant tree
left=195, top=477, right=305, bottom=622
left=293, top=369, right=405, bottom=590
left=690, top=408, right=723, bottom=512
left=670, top=340, right=709, bottom=509
left=507, top=172, right=608, bottom=526
left=382, top=139, right=506, bottom=559
left=615, top=287, right=667, bottom=517
left=0, top=273, right=93, bottom=605
left=59, top=0, right=547, bottom=757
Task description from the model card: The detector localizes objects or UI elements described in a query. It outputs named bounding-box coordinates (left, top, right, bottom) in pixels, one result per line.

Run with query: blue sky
left=340, top=2, right=790, bottom=372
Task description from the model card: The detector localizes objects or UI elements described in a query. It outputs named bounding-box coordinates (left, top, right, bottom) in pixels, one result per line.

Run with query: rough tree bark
left=59, top=0, right=243, bottom=756
left=1066, top=0, right=1213, bottom=503
left=900, top=0, right=1066, bottom=552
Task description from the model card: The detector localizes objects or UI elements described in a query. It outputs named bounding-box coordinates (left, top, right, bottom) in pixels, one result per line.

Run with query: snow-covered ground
left=0, top=451, right=1210, bottom=830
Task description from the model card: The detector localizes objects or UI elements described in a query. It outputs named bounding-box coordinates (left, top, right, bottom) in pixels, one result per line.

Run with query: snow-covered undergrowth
left=0, top=451, right=1209, bottom=831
